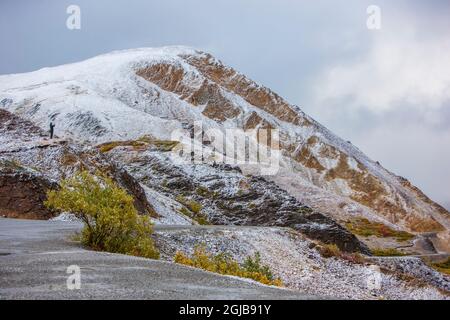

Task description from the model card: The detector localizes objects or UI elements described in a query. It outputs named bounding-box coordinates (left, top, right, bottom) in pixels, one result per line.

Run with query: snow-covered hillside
left=0, top=46, right=449, bottom=245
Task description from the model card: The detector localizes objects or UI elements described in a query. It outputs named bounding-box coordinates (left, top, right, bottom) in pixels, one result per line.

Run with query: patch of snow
left=49, top=212, right=80, bottom=222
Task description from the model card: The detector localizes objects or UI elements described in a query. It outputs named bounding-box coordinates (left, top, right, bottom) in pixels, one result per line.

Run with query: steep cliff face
left=0, top=46, right=448, bottom=237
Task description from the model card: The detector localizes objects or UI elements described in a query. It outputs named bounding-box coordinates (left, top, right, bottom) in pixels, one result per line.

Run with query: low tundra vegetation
left=174, top=246, right=283, bottom=287
left=345, top=218, right=414, bottom=242
left=45, top=170, right=159, bottom=259
left=176, top=195, right=209, bottom=225
left=430, top=258, right=450, bottom=275
left=98, top=140, right=146, bottom=153
left=98, top=135, right=179, bottom=153
left=317, top=243, right=366, bottom=264
left=371, top=248, right=406, bottom=257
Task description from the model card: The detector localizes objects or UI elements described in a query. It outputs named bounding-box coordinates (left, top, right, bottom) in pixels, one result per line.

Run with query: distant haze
left=1, top=0, right=449, bottom=210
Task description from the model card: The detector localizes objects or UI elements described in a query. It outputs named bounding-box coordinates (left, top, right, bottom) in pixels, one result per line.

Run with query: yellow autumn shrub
left=45, top=170, right=159, bottom=259
left=174, top=245, right=282, bottom=286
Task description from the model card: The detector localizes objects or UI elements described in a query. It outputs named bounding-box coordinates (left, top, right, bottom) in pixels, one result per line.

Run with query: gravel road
left=0, top=218, right=317, bottom=300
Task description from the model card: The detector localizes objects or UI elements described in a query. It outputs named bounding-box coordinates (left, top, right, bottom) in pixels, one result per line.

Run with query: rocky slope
left=0, top=108, right=367, bottom=253
left=0, top=47, right=449, bottom=299
left=104, top=143, right=368, bottom=253
left=154, top=225, right=449, bottom=299
left=0, top=47, right=448, bottom=241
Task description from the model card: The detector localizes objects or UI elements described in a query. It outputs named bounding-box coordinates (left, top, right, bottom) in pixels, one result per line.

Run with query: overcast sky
left=1, top=0, right=449, bottom=209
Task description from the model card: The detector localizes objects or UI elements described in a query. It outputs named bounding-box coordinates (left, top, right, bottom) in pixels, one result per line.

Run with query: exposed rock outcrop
left=0, top=47, right=448, bottom=249
left=135, top=49, right=449, bottom=234
left=0, top=48, right=449, bottom=298
left=0, top=169, right=56, bottom=220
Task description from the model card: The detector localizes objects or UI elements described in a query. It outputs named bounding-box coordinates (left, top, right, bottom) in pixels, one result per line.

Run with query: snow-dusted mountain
left=0, top=46, right=449, bottom=251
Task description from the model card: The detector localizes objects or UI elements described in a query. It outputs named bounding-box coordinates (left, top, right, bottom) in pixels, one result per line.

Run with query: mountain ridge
left=0, top=47, right=448, bottom=248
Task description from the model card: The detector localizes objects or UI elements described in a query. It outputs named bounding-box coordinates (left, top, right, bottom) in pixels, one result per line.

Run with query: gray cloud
left=303, top=1, right=450, bottom=209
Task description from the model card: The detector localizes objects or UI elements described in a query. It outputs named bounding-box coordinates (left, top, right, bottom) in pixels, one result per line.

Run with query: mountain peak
left=0, top=47, right=448, bottom=246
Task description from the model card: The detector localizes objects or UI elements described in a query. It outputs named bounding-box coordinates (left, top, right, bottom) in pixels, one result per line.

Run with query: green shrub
left=45, top=170, right=159, bottom=259
left=179, top=207, right=192, bottom=217
left=174, top=246, right=282, bottom=286
left=188, top=201, right=202, bottom=214
left=98, top=140, right=145, bottom=153
left=242, top=252, right=274, bottom=281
